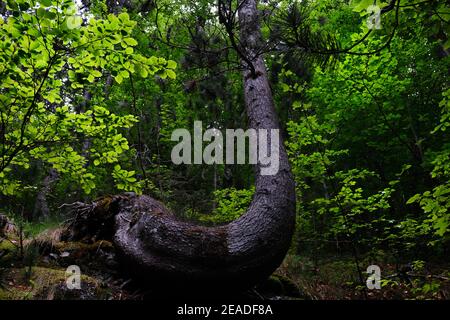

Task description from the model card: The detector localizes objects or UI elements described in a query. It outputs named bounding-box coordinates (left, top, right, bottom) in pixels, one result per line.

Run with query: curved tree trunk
left=68, top=0, right=296, bottom=293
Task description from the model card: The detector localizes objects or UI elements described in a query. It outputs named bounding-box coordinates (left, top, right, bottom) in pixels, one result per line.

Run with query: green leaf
left=167, top=60, right=177, bottom=69
left=40, top=0, right=52, bottom=7
left=352, top=0, right=373, bottom=13
left=37, top=7, right=47, bottom=18
left=91, top=70, right=102, bottom=78
left=118, top=12, right=129, bottom=22
left=123, top=37, right=138, bottom=46
left=166, top=69, right=176, bottom=79
left=67, top=16, right=82, bottom=29
left=139, top=67, right=148, bottom=78
left=407, top=194, right=421, bottom=205
left=115, top=74, right=123, bottom=84
left=281, top=83, right=290, bottom=92
left=444, top=39, right=450, bottom=50
left=159, top=71, right=167, bottom=79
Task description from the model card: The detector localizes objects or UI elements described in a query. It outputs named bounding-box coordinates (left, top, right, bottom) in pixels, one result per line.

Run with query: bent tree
left=68, top=0, right=296, bottom=291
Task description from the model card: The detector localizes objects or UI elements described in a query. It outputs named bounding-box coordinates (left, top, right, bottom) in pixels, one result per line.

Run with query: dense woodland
left=0, top=0, right=449, bottom=300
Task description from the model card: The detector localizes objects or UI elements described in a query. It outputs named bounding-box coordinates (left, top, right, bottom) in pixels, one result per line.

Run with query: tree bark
left=33, top=168, right=58, bottom=219
left=68, top=0, right=296, bottom=293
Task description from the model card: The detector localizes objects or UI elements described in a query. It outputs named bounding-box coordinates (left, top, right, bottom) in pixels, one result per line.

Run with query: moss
left=0, top=239, right=18, bottom=266
left=0, top=287, right=33, bottom=300
left=0, top=267, right=108, bottom=300
left=256, top=274, right=301, bottom=299
left=52, top=241, right=114, bottom=265
left=272, top=274, right=301, bottom=297
left=31, top=267, right=107, bottom=300
left=33, top=227, right=64, bottom=250
left=54, top=240, right=113, bottom=252
left=31, top=238, right=114, bottom=261
left=261, top=275, right=285, bottom=294
left=0, top=239, right=16, bottom=251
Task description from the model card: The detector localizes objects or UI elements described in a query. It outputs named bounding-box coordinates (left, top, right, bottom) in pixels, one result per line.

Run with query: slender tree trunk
left=33, top=168, right=58, bottom=219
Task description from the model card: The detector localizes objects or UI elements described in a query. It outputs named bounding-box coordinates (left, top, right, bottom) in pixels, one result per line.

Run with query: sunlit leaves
left=112, top=164, right=141, bottom=193
left=40, top=0, right=53, bottom=7
left=167, top=60, right=177, bottom=69
left=0, top=0, right=176, bottom=196
left=66, top=16, right=82, bottom=29
left=123, top=37, right=138, bottom=46
left=433, top=89, right=450, bottom=133
left=189, top=188, right=255, bottom=224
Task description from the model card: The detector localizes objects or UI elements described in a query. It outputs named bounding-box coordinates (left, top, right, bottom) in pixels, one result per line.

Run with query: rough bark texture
left=0, top=214, right=7, bottom=237
left=33, top=168, right=58, bottom=219
left=68, top=0, right=296, bottom=293
left=0, top=214, right=15, bottom=237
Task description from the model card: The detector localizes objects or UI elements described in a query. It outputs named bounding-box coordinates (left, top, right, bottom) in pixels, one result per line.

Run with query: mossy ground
left=1, top=224, right=305, bottom=300
left=0, top=267, right=108, bottom=300
left=0, top=227, right=125, bottom=300
left=0, top=238, right=18, bottom=266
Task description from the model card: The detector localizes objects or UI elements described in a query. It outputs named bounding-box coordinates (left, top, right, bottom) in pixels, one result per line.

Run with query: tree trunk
left=33, top=168, right=58, bottom=219
left=67, top=0, right=296, bottom=293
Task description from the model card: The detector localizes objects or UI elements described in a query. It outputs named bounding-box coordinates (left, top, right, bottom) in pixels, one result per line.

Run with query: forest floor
left=1, top=220, right=449, bottom=300
left=0, top=221, right=302, bottom=300
left=278, top=254, right=450, bottom=300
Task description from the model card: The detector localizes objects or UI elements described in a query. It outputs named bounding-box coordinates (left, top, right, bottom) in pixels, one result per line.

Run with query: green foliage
left=405, top=90, right=450, bottom=245
left=190, top=187, right=255, bottom=224
left=208, top=187, right=255, bottom=224
left=0, top=0, right=176, bottom=196
left=282, top=0, right=450, bottom=257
